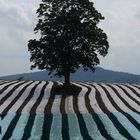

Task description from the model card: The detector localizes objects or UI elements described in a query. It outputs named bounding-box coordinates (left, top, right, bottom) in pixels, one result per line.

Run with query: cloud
left=93, top=0, right=140, bottom=74
left=0, top=0, right=40, bottom=75
left=95, top=0, right=140, bottom=47
left=0, top=0, right=39, bottom=27
left=0, top=0, right=140, bottom=76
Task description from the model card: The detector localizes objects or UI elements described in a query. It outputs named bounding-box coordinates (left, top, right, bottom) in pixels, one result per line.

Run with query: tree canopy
left=28, top=0, right=109, bottom=86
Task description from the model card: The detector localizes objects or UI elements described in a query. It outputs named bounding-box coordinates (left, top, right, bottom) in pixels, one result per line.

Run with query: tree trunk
left=64, top=71, right=70, bottom=87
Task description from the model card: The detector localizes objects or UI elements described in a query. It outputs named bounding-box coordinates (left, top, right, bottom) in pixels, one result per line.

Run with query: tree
left=28, top=0, right=109, bottom=87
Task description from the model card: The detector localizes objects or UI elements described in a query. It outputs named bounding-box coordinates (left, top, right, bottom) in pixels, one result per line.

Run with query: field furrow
left=0, top=80, right=140, bottom=140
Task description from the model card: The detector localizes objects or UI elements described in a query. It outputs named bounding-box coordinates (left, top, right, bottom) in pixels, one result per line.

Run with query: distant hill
left=0, top=67, right=140, bottom=83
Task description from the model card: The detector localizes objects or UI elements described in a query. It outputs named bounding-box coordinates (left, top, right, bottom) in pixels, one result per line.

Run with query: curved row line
left=1, top=81, right=140, bottom=140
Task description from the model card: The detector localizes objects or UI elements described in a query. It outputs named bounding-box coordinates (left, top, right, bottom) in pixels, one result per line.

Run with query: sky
left=0, top=0, right=140, bottom=76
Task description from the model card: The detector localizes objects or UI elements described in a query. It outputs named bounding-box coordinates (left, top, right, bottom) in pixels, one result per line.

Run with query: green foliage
left=28, top=0, right=109, bottom=79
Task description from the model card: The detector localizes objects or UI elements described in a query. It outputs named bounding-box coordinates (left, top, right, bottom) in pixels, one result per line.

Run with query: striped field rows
left=0, top=80, right=140, bottom=140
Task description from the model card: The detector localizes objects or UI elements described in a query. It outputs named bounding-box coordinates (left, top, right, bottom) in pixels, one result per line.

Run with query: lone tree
left=28, top=0, right=109, bottom=87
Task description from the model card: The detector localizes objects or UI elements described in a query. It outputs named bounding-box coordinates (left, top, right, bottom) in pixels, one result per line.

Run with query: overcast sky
left=0, top=0, right=140, bottom=76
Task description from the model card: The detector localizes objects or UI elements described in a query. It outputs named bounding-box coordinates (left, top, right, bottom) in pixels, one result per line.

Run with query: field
left=0, top=80, right=140, bottom=140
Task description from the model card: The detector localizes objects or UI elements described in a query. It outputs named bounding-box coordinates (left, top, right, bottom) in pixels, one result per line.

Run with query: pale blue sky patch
left=0, top=0, right=140, bottom=76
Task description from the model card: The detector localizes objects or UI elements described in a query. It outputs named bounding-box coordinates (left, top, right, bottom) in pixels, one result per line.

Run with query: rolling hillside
left=1, top=80, right=140, bottom=140
left=0, top=67, right=140, bottom=83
